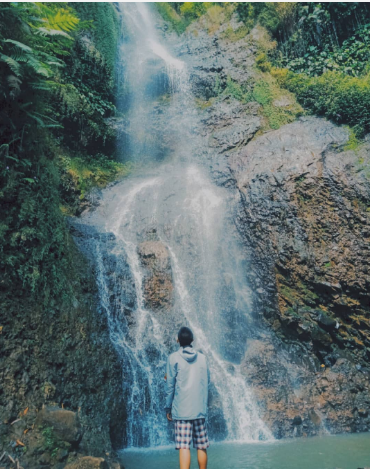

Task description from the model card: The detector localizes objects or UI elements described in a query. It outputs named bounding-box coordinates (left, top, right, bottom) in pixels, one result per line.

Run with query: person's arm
left=165, top=355, right=177, bottom=420
left=207, top=359, right=210, bottom=387
left=206, top=359, right=210, bottom=408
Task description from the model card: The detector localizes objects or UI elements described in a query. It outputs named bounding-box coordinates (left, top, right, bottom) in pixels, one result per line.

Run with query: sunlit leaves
left=42, top=7, right=80, bottom=32
left=35, top=27, right=72, bottom=39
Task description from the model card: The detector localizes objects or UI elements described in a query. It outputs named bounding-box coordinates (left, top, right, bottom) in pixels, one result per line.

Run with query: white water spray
left=80, top=3, right=273, bottom=447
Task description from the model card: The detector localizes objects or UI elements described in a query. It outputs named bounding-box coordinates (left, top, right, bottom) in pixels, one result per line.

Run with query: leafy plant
left=155, top=3, right=188, bottom=34
left=273, top=68, right=370, bottom=136
left=59, top=153, right=132, bottom=215
left=223, top=76, right=251, bottom=102
left=280, top=24, right=370, bottom=77
left=155, top=2, right=232, bottom=35
left=41, top=427, right=60, bottom=458
left=0, top=2, right=121, bottom=301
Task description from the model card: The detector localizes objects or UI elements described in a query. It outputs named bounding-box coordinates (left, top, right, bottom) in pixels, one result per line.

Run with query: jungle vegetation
left=0, top=3, right=123, bottom=301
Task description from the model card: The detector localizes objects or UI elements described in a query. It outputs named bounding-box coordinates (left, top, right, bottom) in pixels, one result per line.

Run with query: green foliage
left=0, top=4, right=77, bottom=99
left=155, top=2, right=229, bottom=34
left=0, top=2, right=121, bottom=301
left=257, top=2, right=370, bottom=52
left=180, top=2, right=210, bottom=20
left=41, top=426, right=65, bottom=458
left=256, top=53, right=272, bottom=72
left=257, top=3, right=370, bottom=136
left=0, top=3, right=80, bottom=298
left=220, top=25, right=249, bottom=42
left=253, top=80, right=273, bottom=105
left=54, top=81, right=116, bottom=153
left=155, top=3, right=188, bottom=34
left=274, top=68, right=370, bottom=136
left=0, top=150, right=71, bottom=299
left=223, top=76, right=251, bottom=102
left=344, top=127, right=360, bottom=151
left=257, top=2, right=297, bottom=36
left=59, top=154, right=132, bottom=215
left=253, top=3, right=370, bottom=80
left=236, top=3, right=255, bottom=25
left=54, top=4, right=119, bottom=154
left=253, top=77, right=303, bottom=130
left=73, top=3, right=119, bottom=84
left=280, top=24, right=370, bottom=77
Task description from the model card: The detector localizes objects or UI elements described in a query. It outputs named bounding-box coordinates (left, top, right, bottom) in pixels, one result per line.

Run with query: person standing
left=165, top=327, right=210, bottom=469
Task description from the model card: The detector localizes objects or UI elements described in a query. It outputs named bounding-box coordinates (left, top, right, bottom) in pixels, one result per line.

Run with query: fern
left=46, top=61, right=64, bottom=67
left=38, top=51, right=64, bottom=66
left=24, top=110, right=61, bottom=128
left=6, top=48, right=27, bottom=63
left=7, top=75, right=22, bottom=97
left=26, top=56, right=52, bottom=77
left=44, top=9, right=79, bottom=32
left=4, top=39, right=33, bottom=53
left=0, top=53, right=22, bottom=76
left=29, top=80, right=60, bottom=91
left=36, top=27, right=72, bottom=39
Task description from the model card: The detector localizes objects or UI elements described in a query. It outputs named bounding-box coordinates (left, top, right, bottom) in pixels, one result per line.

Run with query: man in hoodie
left=165, top=326, right=210, bottom=470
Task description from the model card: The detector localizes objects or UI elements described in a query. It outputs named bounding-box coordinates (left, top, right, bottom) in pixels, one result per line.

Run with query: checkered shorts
left=174, top=418, right=210, bottom=450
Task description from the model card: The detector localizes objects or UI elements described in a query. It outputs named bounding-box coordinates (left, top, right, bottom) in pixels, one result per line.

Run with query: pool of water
left=119, top=432, right=370, bottom=469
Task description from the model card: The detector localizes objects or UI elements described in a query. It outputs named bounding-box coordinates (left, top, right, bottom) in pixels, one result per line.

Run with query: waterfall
left=78, top=3, right=273, bottom=447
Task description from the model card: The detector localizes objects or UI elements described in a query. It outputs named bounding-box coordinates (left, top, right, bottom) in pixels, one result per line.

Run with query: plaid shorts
left=174, top=418, right=210, bottom=450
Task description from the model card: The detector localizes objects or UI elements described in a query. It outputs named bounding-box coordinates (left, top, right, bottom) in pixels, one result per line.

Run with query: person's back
left=165, top=327, right=209, bottom=469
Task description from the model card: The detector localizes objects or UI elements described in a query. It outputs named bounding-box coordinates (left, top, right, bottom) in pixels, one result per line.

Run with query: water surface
left=120, top=432, right=370, bottom=469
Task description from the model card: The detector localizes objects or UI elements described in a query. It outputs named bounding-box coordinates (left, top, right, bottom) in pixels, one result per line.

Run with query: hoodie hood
left=180, top=345, right=198, bottom=363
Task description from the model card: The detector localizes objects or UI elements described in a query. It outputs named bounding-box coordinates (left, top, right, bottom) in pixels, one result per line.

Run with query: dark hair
left=178, top=327, right=193, bottom=347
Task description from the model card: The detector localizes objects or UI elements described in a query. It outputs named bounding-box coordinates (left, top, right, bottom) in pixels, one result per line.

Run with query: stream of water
left=80, top=2, right=271, bottom=449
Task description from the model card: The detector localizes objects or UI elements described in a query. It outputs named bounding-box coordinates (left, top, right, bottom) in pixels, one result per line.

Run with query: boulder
left=138, top=241, right=171, bottom=271
left=35, top=407, right=81, bottom=445
left=65, top=456, right=109, bottom=469
left=313, top=281, right=342, bottom=294
left=317, top=312, right=337, bottom=332
left=308, top=410, right=322, bottom=425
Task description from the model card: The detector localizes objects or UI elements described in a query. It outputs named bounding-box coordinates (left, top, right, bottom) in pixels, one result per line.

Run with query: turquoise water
left=119, top=432, right=370, bottom=469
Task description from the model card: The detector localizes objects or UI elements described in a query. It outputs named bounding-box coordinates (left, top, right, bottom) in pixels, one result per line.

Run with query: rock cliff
left=176, top=15, right=370, bottom=438
left=0, top=240, right=124, bottom=468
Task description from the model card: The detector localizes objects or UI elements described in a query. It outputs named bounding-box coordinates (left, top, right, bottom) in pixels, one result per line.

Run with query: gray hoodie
left=165, top=346, right=209, bottom=420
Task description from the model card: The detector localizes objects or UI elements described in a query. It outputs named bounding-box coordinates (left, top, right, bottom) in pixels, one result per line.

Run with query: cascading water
left=77, top=3, right=273, bottom=448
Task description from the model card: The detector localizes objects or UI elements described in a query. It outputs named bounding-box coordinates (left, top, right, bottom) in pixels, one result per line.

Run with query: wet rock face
left=242, top=338, right=370, bottom=438
left=0, top=235, right=126, bottom=468
left=178, top=15, right=256, bottom=100
left=204, top=100, right=261, bottom=154
left=231, top=117, right=370, bottom=364
left=138, top=241, right=173, bottom=311
left=179, top=17, right=370, bottom=437
left=229, top=118, right=370, bottom=436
